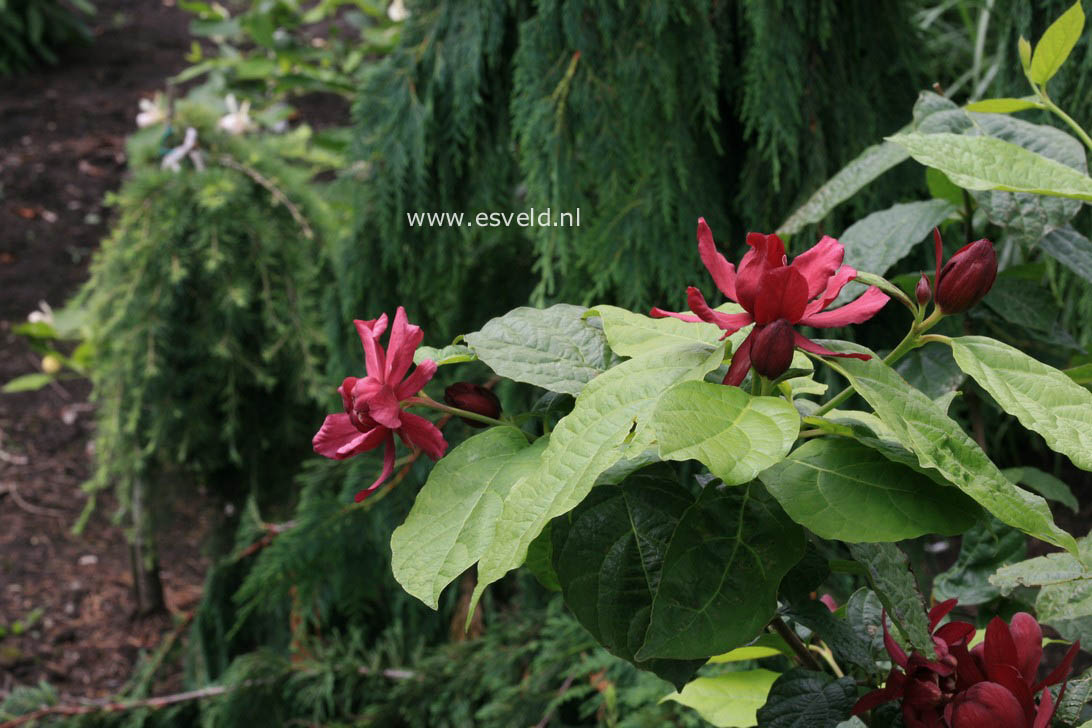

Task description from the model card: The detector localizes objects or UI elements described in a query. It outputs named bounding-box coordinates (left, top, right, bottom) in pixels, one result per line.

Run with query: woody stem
left=769, top=616, right=824, bottom=672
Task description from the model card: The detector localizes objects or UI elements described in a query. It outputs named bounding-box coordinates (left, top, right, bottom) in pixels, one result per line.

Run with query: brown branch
left=216, top=155, right=314, bottom=240
left=769, top=616, right=824, bottom=673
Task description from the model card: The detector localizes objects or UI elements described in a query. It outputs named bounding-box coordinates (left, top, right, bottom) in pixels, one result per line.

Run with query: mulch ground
left=0, top=0, right=211, bottom=700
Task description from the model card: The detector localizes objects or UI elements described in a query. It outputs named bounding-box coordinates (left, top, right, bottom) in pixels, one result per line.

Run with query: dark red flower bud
left=444, top=382, right=501, bottom=428
left=916, top=272, right=932, bottom=306
left=935, top=239, right=997, bottom=314
left=750, top=319, right=795, bottom=381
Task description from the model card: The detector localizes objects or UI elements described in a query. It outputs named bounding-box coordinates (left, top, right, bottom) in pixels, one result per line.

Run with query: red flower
left=444, top=382, right=502, bottom=428
left=312, top=307, right=447, bottom=501
left=651, top=219, right=889, bottom=385
left=853, top=601, right=1080, bottom=728
left=932, top=229, right=997, bottom=315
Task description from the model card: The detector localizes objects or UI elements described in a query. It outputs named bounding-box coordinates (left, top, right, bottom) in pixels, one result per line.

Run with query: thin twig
left=216, top=155, right=314, bottom=240
left=769, top=616, right=824, bottom=673
left=534, top=675, right=577, bottom=728
left=0, top=481, right=67, bottom=518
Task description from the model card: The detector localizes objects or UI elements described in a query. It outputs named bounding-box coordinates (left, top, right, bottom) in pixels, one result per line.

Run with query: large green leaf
left=777, top=141, right=910, bottom=235
left=847, top=543, right=935, bottom=657
left=463, top=304, right=610, bottom=396
left=894, top=345, right=965, bottom=400
left=638, top=483, right=805, bottom=660
left=551, top=465, right=704, bottom=688
left=662, top=670, right=781, bottom=728
left=759, top=438, right=977, bottom=542
left=413, top=343, right=476, bottom=367
left=834, top=199, right=955, bottom=303
left=1029, top=0, right=1085, bottom=84
left=816, top=341, right=1076, bottom=554
left=981, top=277, right=1066, bottom=337
left=755, top=669, right=856, bottom=728
left=390, top=427, right=547, bottom=608
left=652, top=382, right=800, bottom=486
left=932, top=518, right=1026, bottom=606
left=1040, top=226, right=1092, bottom=286
left=887, top=132, right=1092, bottom=202
left=1003, top=466, right=1079, bottom=513
left=845, top=589, right=887, bottom=664
left=470, top=341, right=726, bottom=616
left=991, top=536, right=1092, bottom=594
left=949, top=336, right=1092, bottom=471
left=592, top=304, right=723, bottom=358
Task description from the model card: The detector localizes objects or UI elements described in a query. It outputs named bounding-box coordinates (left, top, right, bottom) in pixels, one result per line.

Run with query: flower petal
left=354, top=314, right=389, bottom=379
left=312, top=413, right=365, bottom=459
left=1033, top=680, right=1056, bottom=728
left=985, top=616, right=1020, bottom=673
left=697, top=218, right=738, bottom=301
left=336, top=425, right=388, bottom=459
left=687, top=287, right=754, bottom=333
left=752, top=267, right=809, bottom=324
left=792, top=332, right=872, bottom=361
left=791, top=235, right=845, bottom=299
left=929, top=599, right=959, bottom=631
left=799, top=286, right=890, bottom=328
left=735, top=233, right=787, bottom=312
left=338, top=376, right=358, bottom=413
left=800, top=266, right=858, bottom=319
left=948, top=682, right=1027, bottom=728
left=1009, top=613, right=1043, bottom=684
left=852, top=669, right=905, bottom=715
left=881, top=608, right=909, bottom=668
left=396, top=358, right=438, bottom=400
left=935, top=620, right=975, bottom=648
left=385, top=306, right=425, bottom=384
left=398, top=411, right=448, bottom=460
left=722, top=330, right=755, bottom=387
left=1034, top=639, right=1079, bottom=691
left=650, top=307, right=704, bottom=323
left=352, top=378, right=403, bottom=429
left=354, top=434, right=397, bottom=502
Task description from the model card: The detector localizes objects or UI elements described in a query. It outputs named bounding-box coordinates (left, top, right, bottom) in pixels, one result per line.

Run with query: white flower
left=136, top=97, right=166, bottom=128
left=218, top=94, right=255, bottom=136
left=27, top=300, right=53, bottom=325
left=162, top=127, right=199, bottom=172
left=388, top=0, right=409, bottom=22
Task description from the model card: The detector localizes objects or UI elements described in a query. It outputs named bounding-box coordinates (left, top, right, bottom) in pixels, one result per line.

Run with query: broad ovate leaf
left=592, top=304, right=723, bottom=357
left=1029, top=1, right=1085, bottom=84
left=390, top=427, right=546, bottom=608
left=759, top=438, right=978, bottom=542
left=755, top=669, right=857, bottom=728
left=661, top=670, right=781, bottom=728
left=464, top=303, right=609, bottom=396
left=949, top=336, right=1092, bottom=471
left=652, top=381, right=800, bottom=485
left=817, top=341, right=1077, bottom=555
left=847, top=542, right=935, bottom=657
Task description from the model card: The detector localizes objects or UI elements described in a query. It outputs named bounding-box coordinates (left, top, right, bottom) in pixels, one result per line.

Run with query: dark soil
left=0, top=0, right=211, bottom=701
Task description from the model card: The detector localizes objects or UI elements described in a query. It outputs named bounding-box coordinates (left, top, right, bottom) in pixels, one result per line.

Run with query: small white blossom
left=162, top=127, right=199, bottom=172
left=218, top=94, right=255, bottom=136
left=136, top=97, right=166, bottom=128
left=388, top=0, right=409, bottom=22
left=27, top=300, right=53, bottom=325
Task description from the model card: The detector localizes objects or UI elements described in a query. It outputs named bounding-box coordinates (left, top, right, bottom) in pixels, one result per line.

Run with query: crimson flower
left=312, top=307, right=447, bottom=501
left=651, top=219, right=890, bottom=385
left=931, top=229, right=998, bottom=315
left=853, top=600, right=1080, bottom=728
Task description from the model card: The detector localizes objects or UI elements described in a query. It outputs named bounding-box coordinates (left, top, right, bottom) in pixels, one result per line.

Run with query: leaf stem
left=405, top=394, right=510, bottom=429
left=1038, top=92, right=1092, bottom=153
left=769, top=616, right=824, bottom=673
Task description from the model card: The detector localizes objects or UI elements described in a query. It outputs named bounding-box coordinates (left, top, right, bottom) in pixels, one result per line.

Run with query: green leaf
left=1040, top=226, right=1092, bottom=286
left=638, top=483, right=805, bottom=660
left=777, top=141, right=910, bottom=235
left=524, top=525, right=560, bottom=592
left=759, top=438, right=978, bottom=542
left=464, top=304, right=610, bottom=396
left=990, top=535, right=1092, bottom=594
left=1019, top=36, right=1033, bottom=71
left=652, top=382, right=800, bottom=485
left=932, top=518, right=1026, bottom=606
left=834, top=199, right=955, bottom=304
left=710, top=637, right=791, bottom=663
left=965, top=98, right=1044, bottom=113
left=816, top=341, right=1077, bottom=555
left=1037, top=574, right=1092, bottom=646
left=926, top=168, right=965, bottom=207
left=550, top=464, right=704, bottom=688
left=895, top=345, right=965, bottom=400
left=845, top=589, right=887, bottom=663
left=413, top=343, right=476, bottom=366
left=592, top=304, right=724, bottom=358
left=390, top=427, right=546, bottom=608
left=981, top=278, right=1066, bottom=336
left=950, top=336, right=1092, bottom=471
left=887, top=132, right=1092, bottom=202
left=1003, top=466, right=1079, bottom=512
left=1065, top=362, right=1092, bottom=386
left=2, top=373, right=52, bottom=393
left=755, top=669, right=856, bottom=728
left=470, top=341, right=726, bottom=617
left=662, top=670, right=781, bottom=728
left=784, top=600, right=877, bottom=676
left=1029, top=1, right=1085, bottom=84
left=1054, top=667, right=1092, bottom=725
left=779, top=542, right=831, bottom=605
left=847, top=543, right=935, bottom=657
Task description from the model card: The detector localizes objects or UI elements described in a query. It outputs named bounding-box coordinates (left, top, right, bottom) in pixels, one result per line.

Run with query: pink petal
left=881, top=609, right=909, bottom=668
left=697, top=218, right=738, bottom=301
left=791, top=235, right=845, bottom=299
left=650, top=307, right=704, bottom=323
left=354, top=314, right=388, bottom=380
left=722, top=330, right=755, bottom=387
left=793, top=332, right=872, bottom=361
left=336, top=425, right=388, bottom=459
left=385, top=306, right=425, bottom=384
left=1009, top=613, right=1043, bottom=684
left=799, top=286, right=890, bottom=328
left=751, top=267, right=809, bottom=324
left=396, top=358, right=438, bottom=400
left=312, top=413, right=364, bottom=459
left=735, top=233, right=787, bottom=313
left=352, top=378, right=403, bottom=429
left=686, top=287, right=754, bottom=333
left=338, top=376, right=358, bottom=413
left=929, top=599, right=959, bottom=631
left=800, top=266, right=858, bottom=319
left=398, top=411, right=448, bottom=460
left=935, top=621, right=975, bottom=648
left=354, top=434, right=397, bottom=501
